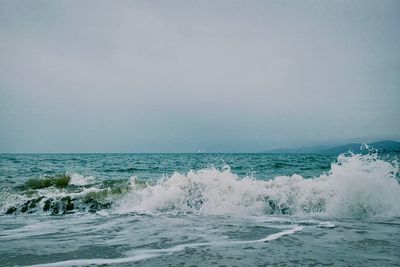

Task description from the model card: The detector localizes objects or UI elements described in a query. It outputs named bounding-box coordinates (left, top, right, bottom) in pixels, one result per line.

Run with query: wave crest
left=116, top=153, right=400, bottom=218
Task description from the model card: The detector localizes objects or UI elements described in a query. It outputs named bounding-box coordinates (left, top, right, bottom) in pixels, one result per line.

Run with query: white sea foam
left=0, top=192, right=29, bottom=213
left=116, top=153, right=400, bottom=218
left=24, top=225, right=302, bottom=267
left=68, top=173, right=96, bottom=186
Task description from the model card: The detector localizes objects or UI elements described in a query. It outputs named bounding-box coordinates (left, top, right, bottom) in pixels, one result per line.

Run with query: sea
left=0, top=152, right=399, bottom=266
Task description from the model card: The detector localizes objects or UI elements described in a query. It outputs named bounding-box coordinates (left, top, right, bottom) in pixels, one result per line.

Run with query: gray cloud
left=0, top=0, right=399, bottom=152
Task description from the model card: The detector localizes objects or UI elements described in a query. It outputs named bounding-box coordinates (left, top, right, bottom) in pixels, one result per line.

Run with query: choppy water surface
left=1, top=152, right=399, bottom=266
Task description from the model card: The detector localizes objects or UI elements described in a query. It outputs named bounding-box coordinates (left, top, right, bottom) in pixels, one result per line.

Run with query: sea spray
left=116, top=153, right=400, bottom=217
left=68, top=173, right=96, bottom=186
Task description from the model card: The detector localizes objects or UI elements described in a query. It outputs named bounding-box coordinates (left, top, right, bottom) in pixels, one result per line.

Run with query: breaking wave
left=116, top=153, right=400, bottom=218
left=1, top=153, right=399, bottom=218
left=0, top=173, right=130, bottom=215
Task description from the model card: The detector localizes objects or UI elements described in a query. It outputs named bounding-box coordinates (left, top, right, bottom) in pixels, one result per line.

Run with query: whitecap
left=115, top=153, right=400, bottom=218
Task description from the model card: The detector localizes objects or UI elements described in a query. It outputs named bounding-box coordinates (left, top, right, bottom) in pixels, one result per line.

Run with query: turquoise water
left=1, top=153, right=399, bottom=266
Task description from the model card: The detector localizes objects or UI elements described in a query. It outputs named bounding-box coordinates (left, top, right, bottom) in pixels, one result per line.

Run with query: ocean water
left=0, top=152, right=399, bottom=266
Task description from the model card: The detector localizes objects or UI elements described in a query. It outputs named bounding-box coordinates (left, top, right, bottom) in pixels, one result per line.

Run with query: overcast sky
left=0, top=0, right=399, bottom=152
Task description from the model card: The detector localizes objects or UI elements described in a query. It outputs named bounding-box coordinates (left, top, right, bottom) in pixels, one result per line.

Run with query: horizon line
left=1, top=139, right=398, bottom=155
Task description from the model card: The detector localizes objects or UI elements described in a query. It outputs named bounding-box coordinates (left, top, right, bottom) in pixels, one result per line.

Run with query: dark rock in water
left=6, top=207, right=17, bottom=214
left=20, top=201, right=29, bottom=213
left=34, top=196, right=45, bottom=203
left=62, top=196, right=75, bottom=212
left=65, top=202, right=74, bottom=211
left=4, top=196, right=46, bottom=214
left=4, top=192, right=114, bottom=215
left=50, top=202, right=59, bottom=215
left=43, top=198, right=53, bottom=211
left=61, top=196, right=71, bottom=202
left=82, top=196, right=112, bottom=213
left=28, top=196, right=45, bottom=209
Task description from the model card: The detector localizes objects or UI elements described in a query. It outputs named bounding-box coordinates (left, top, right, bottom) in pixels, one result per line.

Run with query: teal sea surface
left=1, top=152, right=399, bottom=266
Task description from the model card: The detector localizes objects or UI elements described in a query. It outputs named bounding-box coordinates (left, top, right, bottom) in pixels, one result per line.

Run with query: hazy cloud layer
left=1, top=0, right=399, bottom=152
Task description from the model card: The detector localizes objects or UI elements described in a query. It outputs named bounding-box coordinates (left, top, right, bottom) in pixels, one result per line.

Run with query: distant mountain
left=263, top=140, right=400, bottom=154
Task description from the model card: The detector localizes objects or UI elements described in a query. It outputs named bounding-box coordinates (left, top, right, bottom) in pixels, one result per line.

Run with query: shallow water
left=1, top=153, right=399, bottom=266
